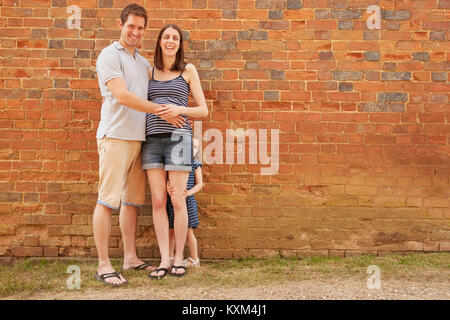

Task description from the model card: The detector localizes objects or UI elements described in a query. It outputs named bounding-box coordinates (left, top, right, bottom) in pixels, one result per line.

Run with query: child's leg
left=168, top=228, right=175, bottom=260
left=187, top=228, right=199, bottom=265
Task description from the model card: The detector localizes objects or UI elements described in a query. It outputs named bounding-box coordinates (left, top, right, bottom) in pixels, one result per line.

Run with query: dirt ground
left=2, top=254, right=449, bottom=300
left=8, top=274, right=450, bottom=300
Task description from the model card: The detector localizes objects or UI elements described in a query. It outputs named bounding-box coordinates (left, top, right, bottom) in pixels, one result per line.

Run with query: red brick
left=12, top=247, right=43, bottom=257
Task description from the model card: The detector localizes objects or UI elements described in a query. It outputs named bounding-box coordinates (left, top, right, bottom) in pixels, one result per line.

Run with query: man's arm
left=106, top=77, right=186, bottom=128
left=106, top=77, right=160, bottom=114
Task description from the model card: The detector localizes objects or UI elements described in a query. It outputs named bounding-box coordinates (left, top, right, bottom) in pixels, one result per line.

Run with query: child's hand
left=167, top=181, right=187, bottom=198
left=167, top=181, right=175, bottom=198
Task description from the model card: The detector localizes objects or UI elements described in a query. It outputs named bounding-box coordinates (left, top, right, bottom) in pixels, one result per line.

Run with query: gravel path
left=8, top=276, right=450, bottom=300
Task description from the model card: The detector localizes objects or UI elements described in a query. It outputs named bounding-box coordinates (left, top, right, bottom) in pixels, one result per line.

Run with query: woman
left=142, top=24, right=208, bottom=278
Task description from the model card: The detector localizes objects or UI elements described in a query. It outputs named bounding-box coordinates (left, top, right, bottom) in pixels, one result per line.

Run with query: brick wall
left=0, top=0, right=449, bottom=259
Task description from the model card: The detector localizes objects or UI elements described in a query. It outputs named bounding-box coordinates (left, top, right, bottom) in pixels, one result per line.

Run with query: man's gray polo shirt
left=96, top=41, right=150, bottom=141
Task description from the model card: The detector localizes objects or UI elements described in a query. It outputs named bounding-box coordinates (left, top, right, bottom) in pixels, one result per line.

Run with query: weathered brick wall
left=0, top=0, right=449, bottom=259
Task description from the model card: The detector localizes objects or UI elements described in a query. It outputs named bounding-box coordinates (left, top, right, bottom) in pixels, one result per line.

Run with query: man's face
left=120, top=14, right=146, bottom=48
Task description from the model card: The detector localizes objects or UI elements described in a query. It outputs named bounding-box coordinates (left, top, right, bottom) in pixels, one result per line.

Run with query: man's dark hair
left=154, top=24, right=186, bottom=72
left=120, top=3, right=148, bottom=27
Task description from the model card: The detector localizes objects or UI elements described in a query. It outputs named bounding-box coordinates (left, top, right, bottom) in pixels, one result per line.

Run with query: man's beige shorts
left=97, top=136, right=146, bottom=210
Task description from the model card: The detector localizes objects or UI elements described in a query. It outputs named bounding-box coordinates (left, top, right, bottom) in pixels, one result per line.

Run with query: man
left=94, top=3, right=184, bottom=286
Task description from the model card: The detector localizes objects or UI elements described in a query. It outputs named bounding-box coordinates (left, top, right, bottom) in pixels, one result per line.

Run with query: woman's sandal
left=149, top=267, right=169, bottom=280
left=170, top=265, right=186, bottom=277
left=182, top=257, right=200, bottom=268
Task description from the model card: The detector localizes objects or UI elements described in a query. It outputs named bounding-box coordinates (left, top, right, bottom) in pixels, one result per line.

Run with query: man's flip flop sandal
left=132, top=262, right=157, bottom=271
left=94, top=271, right=127, bottom=287
left=149, top=268, right=169, bottom=280
left=170, top=265, right=186, bottom=277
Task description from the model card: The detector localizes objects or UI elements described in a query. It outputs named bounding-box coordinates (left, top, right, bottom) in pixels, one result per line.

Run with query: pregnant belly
left=152, top=97, right=186, bottom=107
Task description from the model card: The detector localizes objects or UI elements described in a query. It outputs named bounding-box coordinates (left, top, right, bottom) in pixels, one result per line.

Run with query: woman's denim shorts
left=142, top=133, right=193, bottom=172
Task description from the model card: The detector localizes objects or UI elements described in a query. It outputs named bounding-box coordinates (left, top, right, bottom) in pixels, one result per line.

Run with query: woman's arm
left=155, top=63, right=209, bottom=119
left=186, top=166, right=203, bottom=197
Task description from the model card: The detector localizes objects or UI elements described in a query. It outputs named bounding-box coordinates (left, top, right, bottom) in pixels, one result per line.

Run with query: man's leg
left=121, top=143, right=157, bottom=271
left=93, top=203, right=126, bottom=285
left=120, top=204, right=156, bottom=271
left=95, top=137, right=136, bottom=285
left=120, top=204, right=138, bottom=266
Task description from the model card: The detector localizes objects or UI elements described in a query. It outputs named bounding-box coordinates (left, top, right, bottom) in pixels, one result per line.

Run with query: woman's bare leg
left=146, top=169, right=171, bottom=276
left=168, top=170, right=189, bottom=274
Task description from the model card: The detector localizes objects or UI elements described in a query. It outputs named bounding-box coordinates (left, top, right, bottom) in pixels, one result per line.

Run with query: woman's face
left=160, top=27, right=180, bottom=58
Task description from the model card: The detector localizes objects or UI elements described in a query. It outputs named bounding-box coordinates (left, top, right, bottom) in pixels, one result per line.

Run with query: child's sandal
left=182, top=257, right=200, bottom=268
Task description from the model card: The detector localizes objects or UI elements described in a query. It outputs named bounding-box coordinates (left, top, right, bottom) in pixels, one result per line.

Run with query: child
left=167, top=138, right=203, bottom=267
